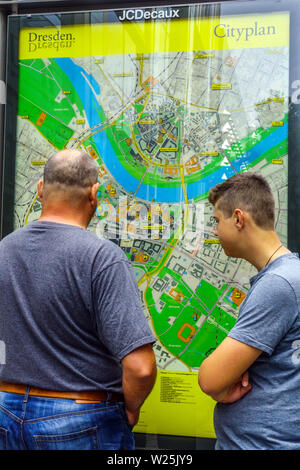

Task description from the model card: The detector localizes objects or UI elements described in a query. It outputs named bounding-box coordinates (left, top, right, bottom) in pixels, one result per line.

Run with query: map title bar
left=19, top=13, right=289, bottom=60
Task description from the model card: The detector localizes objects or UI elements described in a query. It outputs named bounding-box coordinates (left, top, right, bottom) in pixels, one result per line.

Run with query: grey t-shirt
left=214, top=253, right=300, bottom=450
left=0, top=221, right=155, bottom=393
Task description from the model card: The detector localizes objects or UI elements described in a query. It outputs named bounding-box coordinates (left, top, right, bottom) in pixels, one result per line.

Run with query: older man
left=0, top=149, right=156, bottom=450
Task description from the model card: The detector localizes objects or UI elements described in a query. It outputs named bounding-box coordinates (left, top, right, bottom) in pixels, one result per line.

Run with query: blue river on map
left=55, top=58, right=288, bottom=203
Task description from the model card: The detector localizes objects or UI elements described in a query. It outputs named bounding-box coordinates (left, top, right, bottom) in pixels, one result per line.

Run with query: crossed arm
left=121, top=335, right=261, bottom=426
left=198, top=337, right=262, bottom=403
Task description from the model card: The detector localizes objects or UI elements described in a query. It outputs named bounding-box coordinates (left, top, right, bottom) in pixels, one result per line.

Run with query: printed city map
left=13, top=10, right=289, bottom=437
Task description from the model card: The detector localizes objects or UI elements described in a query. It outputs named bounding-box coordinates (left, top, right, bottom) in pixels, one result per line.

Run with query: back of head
left=43, top=150, right=98, bottom=203
left=44, top=149, right=98, bottom=187
left=208, top=172, right=275, bottom=230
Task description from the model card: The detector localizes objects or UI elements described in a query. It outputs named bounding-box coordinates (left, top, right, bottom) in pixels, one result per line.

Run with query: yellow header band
left=19, top=12, right=289, bottom=60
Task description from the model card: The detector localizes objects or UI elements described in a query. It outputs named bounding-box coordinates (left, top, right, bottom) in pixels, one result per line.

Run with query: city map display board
left=4, top=3, right=291, bottom=438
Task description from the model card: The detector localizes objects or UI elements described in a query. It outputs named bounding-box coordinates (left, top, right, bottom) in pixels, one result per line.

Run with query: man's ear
left=89, top=182, right=99, bottom=205
left=233, top=208, right=245, bottom=230
left=37, top=180, right=44, bottom=201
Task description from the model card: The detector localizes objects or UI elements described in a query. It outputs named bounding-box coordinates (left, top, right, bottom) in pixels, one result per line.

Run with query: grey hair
left=44, top=150, right=98, bottom=188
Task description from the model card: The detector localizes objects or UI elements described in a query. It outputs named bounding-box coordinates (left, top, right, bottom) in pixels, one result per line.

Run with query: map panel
left=13, top=9, right=289, bottom=437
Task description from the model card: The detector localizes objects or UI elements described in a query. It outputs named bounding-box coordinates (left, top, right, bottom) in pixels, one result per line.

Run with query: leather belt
left=0, top=381, right=124, bottom=403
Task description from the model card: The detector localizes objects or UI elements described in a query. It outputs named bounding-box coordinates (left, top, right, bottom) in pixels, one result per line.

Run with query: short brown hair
left=208, top=172, right=275, bottom=230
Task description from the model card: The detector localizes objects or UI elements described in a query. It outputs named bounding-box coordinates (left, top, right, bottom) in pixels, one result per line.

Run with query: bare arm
left=121, top=343, right=157, bottom=426
left=198, top=337, right=262, bottom=403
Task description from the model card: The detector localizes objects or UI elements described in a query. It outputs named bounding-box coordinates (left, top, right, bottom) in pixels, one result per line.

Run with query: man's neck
left=38, top=209, right=89, bottom=229
left=243, top=231, right=290, bottom=271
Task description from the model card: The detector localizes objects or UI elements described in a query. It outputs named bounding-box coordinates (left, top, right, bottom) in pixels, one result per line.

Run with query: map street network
left=15, top=44, right=288, bottom=373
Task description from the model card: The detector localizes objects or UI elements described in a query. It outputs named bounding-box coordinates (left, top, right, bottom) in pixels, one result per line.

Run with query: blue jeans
left=0, top=390, right=134, bottom=450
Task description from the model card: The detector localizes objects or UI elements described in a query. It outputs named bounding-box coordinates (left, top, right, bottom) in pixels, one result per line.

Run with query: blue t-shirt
left=214, top=253, right=300, bottom=450
left=0, top=221, right=155, bottom=393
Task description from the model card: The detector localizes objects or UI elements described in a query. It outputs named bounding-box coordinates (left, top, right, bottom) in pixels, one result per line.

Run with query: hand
left=125, top=407, right=140, bottom=427
left=217, top=371, right=252, bottom=404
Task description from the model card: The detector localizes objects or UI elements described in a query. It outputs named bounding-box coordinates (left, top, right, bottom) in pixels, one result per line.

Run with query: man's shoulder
left=0, top=223, right=125, bottom=260
left=85, top=232, right=126, bottom=259
left=268, top=253, right=300, bottom=285
left=253, top=254, right=300, bottom=284
left=250, top=254, right=300, bottom=306
left=44, top=223, right=127, bottom=262
left=69, top=229, right=128, bottom=267
left=0, top=225, right=27, bottom=245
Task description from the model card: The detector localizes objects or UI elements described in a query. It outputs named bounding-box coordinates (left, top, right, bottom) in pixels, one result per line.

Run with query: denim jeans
left=0, top=390, right=134, bottom=450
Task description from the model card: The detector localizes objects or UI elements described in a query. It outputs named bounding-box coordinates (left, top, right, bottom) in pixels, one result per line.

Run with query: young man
left=198, top=172, right=300, bottom=450
left=0, top=149, right=157, bottom=450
